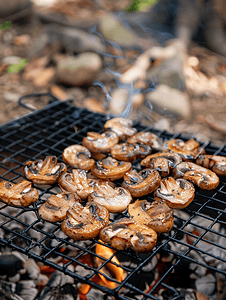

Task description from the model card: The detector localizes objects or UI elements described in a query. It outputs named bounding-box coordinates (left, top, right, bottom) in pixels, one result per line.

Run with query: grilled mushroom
left=196, top=155, right=226, bottom=176
left=127, top=132, right=162, bottom=151
left=99, top=218, right=157, bottom=252
left=154, top=177, right=195, bottom=209
left=88, top=184, right=132, bottom=213
left=62, top=145, right=95, bottom=171
left=103, top=118, right=137, bottom=140
left=23, top=156, right=67, bottom=185
left=91, top=157, right=132, bottom=181
left=128, top=200, right=174, bottom=234
left=121, top=169, right=161, bottom=197
left=82, top=131, right=119, bottom=153
left=173, top=162, right=220, bottom=190
left=61, top=202, right=109, bottom=240
left=111, top=143, right=152, bottom=162
left=0, top=180, right=39, bottom=206
left=38, top=193, right=80, bottom=222
left=141, top=152, right=182, bottom=177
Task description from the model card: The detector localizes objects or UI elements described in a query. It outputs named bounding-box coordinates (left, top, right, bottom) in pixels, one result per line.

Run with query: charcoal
left=0, top=254, right=24, bottom=279
left=86, top=288, right=115, bottom=300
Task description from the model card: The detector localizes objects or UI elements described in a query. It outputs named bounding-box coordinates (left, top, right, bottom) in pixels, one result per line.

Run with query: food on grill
left=154, top=177, right=195, bottom=209
left=0, top=180, right=39, bottom=206
left=61, top=202, right=109, bottom=240
left=99, top=218, right=157, bottom=252
left=103, top=117, right=137, bottom=140
left=38, top=192, right=80, bottom=222
left=62, top=145, right=95, bottom=171
left=88, top=184, right=132, bottom=213
left=111, top=143, right=152, bottom=162
left=196, top=155, right=226, bottom=176
left=173, top=162, right=220, bottom=190
left=23, top=156, right=67, bottom=185
left=128, top=200, right=174, bottom=234
left=165, top=139, right=205, bottom=160
left=91, top=157, right=132, bottom=181
left=141, top=152, right=182, bottom=177
left=82, top=131, right=119, bottom=153
left=127, top=131, right=162, bottom=151
left=121, top=169, right=161, bottom=197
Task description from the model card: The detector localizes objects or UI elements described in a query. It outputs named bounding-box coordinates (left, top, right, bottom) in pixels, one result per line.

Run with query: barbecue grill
left=0, top=93, right=226, bottom=300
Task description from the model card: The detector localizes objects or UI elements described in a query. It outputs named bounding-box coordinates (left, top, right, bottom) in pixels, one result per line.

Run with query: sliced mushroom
left=99, top=218, right=157, bottom=252
left=88, top=184, right=132, bottom=213
left=38, top=193, right=80, bottom=222
left=103, top=118, right=137, bottom=140
left=141, top=152, right=182, bottom=177
left=127, top=132, right=162, bottom=151
left=154, top=177, right=195, bottom=209
left=196, top=155, right=226, bottom=176
left=0, top=180, right=39, bottom=206
left=61, top=202, right=109, bottom=240
left=164, top=139, right=205, bottom=160
left=91, top=157, right=132, bottom=181
left=23, top=156, right=67, bottom=185
left=111, top=143, right=152, bottom=162
left=121, top=169, right=161, bottom=197
left=173, top=162, right=220, bottom=190
left=128, top=200, right=174, bottom=234
left=82, top=131, right=119, bottom=153
left=62, top=145, right=95, bottom=171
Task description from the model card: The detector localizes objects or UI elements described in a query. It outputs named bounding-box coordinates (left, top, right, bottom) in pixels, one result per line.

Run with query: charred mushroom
left=23, top=156, right=67, bottom=185
left=61, top=202, right=109, bottom=240
left=91, top=157, right=132, bottom=181
left=82, top=131, right=119, bottom=153
left=196, top=155, right=226, bottom=176
left=128, top=200, right=174, bottom=234
left=38, top=192, right=80, bottom=222
left=154, top=177, right=195, bottom=209
left=99, top=218, right=157, bottom=252
left=0, top=180, right=39, bottom=206
left=121, top=169, right=161, bottom=197
left=62, top=145, right=95, bottom=171
left=141, top=152, right=182, bottom=177
left=103, top=118, right=137, bottom=140
left=127, top=132, right=162, bottom=151
left=111, top=143, right=152, bottom=162
left=173, top=162, right=220, bottom=190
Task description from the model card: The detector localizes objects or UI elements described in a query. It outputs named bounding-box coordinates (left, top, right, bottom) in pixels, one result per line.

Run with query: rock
left=83, top=97, right=105, bottom=113
left=3, top=92, right=21, bottom=102
left=50, top=85, right=70, bottom=101
left=56, top=53, right=102, bottom=86
left=33, top=67, right=55, bottom=87
left=2, top=56, right=22, bottom=65
left=13, top=34, right=30, bottom=45
left=0, top=0, right=32, bottom=20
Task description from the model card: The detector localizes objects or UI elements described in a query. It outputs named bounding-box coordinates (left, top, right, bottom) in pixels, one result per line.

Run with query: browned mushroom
left=127, top=132, right=162, bottom=151
left=62, top=145, right=95, bottom=171
left=88, top=184, right=132, bottom=213
left=38, top=192, right=80, bottom=222
left=111, top=143, right=152, bottom=162
left=0, top=180, right=39, bottom=206
left=173, top=162, right=220, bottom=190
left=99, top=218, right=157, bottom=252
left=154, top=177, right=195, bottom=209
left=82, top=131, right=119, bottom=153
left=91, top=157, right=132, bottom=181
left=121, top=169, right=161, bottom=197
left=164, top=139, right=205, bottom=160
left=103, top=118, right=137, bottom=140
left=196, top=155, right=226, bottom=176
left=141, top=152, right=182, bottom=177
left=61, top=202, right=109, bottom=240
left=128, top=200, right=174, bottom=234
left=23, top=156, right=67, bottom=185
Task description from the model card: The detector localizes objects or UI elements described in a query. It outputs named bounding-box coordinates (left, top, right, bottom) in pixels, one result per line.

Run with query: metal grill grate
left=0, top=93, right=226, bottom=300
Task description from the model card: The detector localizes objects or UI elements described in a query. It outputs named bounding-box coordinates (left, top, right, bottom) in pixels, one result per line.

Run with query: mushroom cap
left=128, top=200, right=174, bottom=234
left=173, top=162, right=220, bottom=190
left=62, top=145, right=95, bottom=171
left=38, top=192, right=80, bottom=222
left=196, top=155, right=226, bottom=176
left=23, top=156, right=67, bottom=185
left=99, top=218, right=157, bottom=252
left=103, top=118, right=137, bottom=140
left=61, top=202, right=109, bottom=240
left=82, top=131, right=119, bottom=153
left=0, top=180, right=39, bottom=206
left=121, top=169, right=161, bottom=197
left=88, top=184, right=132, bottom=213
left=154, top=177, right=195, bottom=209
left=127, top=132, right=162, bottom=151
left=111, top=143, right=152, bottom=162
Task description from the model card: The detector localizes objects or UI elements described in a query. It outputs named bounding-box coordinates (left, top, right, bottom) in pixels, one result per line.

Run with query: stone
left=2, top=56, right=22, bottom=65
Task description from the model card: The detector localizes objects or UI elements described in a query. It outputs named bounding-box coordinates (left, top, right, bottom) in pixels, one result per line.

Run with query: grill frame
left=0, top=93, right=226, bottom=300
